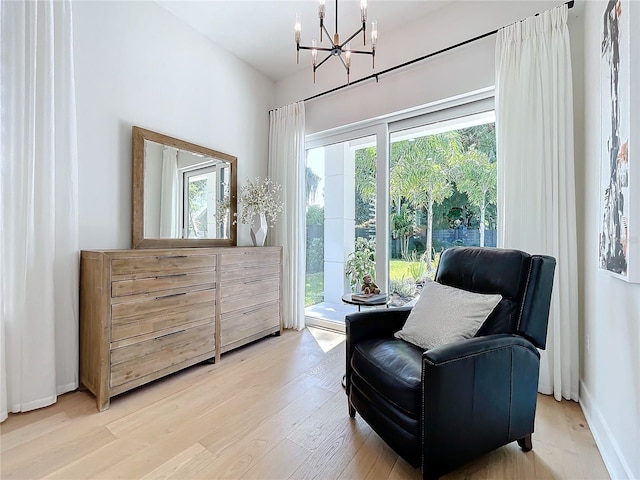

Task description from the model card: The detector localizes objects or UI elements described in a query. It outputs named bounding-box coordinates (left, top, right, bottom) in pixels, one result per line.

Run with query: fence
left=432, top=228, right=497, bottom=247
left=307, top=226, right=497, bottom=268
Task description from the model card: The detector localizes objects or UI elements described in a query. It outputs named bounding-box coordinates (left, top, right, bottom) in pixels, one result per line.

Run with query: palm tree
left=354, top=147, right=377, bottom=204
left=451, top=149, right=497, bottom=246
left=390, top=132, right=461, bottom=260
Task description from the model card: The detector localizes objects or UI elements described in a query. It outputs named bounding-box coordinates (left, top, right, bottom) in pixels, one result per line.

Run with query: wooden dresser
left=80, top=246, right=282, bottom=411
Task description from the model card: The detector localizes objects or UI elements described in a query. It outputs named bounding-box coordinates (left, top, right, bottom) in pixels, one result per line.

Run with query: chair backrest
left=434, top=246, right=556, bottom=349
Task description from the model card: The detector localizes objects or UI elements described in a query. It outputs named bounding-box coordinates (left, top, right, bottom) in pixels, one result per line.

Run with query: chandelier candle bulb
left=371, top=20, right=377, bottom=47
left=295, top=13, right=301, bottom=63
left=360, top=0, right=367, bottom=44
left=371, top=20, right=377, bottom=67
left=318, top=0, right=325, bottom=41
left=312, top=39, right=318, bottom=83
left=345, top=43, right=351, bottom=83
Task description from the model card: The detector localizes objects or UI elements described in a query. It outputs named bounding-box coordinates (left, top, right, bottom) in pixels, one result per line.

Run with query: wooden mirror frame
left=132, top=126, right=237, bottom=248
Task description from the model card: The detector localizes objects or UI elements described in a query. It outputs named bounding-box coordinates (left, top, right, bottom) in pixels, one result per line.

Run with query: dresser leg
left=97, top=396, right=110, bottom=412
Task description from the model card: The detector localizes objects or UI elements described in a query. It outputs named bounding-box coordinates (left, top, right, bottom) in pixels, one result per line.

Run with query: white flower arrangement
left=236, top=177, right=284, bottom=227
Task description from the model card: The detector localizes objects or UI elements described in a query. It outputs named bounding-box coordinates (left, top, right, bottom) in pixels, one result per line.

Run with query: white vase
left=250, top=213, right=268, bottom=247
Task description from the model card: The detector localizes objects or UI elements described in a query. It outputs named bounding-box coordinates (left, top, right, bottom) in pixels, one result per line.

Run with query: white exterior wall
left=73, top=0, right=275, bottom=249
left=323, top=143, right=355, bottom=302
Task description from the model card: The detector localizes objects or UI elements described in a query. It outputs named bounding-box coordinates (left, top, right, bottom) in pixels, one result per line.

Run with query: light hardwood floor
left=0, top=327, right=609, bottom=480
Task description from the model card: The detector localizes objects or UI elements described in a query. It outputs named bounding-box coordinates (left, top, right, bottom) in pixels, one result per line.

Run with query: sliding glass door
left=303, top=96, right=496, bottom=328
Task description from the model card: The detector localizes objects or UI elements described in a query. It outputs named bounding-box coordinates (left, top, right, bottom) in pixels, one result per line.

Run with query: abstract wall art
left=599, top=0, right=639, bottom=282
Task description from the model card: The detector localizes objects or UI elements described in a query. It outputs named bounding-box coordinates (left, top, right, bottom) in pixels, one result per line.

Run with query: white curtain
left=0, top=0, right=79, bottom=421
left=160, top=146, right=180, bottom=237
left=268, top=103, right=306, bottom=330
left=495, top=5, right=579, bottom=401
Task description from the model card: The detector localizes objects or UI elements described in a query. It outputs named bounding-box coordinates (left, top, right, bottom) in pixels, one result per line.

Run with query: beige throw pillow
left=394, top=279, right=502, bottom=350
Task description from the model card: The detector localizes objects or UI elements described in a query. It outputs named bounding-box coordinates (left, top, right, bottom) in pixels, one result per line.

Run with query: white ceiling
left=156, top=1, right=449, bottom=82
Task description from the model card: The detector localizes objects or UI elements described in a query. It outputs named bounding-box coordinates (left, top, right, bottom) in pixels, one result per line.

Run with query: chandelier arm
left=321, top=24, right=335, bottom=47
left=315, top=52, right=335, bottom=70
left=339, top=26, right=365, bottom=49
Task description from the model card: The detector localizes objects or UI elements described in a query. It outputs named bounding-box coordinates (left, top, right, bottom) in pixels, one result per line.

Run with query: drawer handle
left=155, top=273, right=187, bottom=279
left=155, top=330, right=186, bottom=340
left=155, top=255, right=188, bottom=260
left=155, top=292, right=187, bottom=300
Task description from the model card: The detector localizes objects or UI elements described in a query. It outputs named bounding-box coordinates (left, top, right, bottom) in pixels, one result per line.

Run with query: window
left=388, top=111, right=496, bottom=306
left=303, top=93, right=496, bottom=326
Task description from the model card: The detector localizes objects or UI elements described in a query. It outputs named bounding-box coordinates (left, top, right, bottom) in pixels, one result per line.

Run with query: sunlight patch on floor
left=307, top=326, right=345, bottom=353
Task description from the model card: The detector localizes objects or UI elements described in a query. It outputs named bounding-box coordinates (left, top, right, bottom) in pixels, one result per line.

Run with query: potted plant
left=236, top=177, right=284, bottom=246
left=345, top=237, right=376, bottom=292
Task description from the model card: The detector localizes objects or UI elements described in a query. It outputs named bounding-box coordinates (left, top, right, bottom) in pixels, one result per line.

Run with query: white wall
left=579, top=1, right=640, bottom=478
left=275, top=0, right=568, bottom=134
left=73, top=1, right=275, bottom=249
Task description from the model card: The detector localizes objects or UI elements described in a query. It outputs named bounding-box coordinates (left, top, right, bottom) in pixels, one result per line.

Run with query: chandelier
left=295, top=0, right=378, bottom=84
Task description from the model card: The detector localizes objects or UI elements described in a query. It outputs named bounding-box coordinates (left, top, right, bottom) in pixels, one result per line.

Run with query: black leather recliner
left=345, top=247, right=556, bottom=480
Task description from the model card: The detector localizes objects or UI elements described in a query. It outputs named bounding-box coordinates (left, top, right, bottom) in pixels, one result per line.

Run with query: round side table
left=341, top=293, right=390, bottom=312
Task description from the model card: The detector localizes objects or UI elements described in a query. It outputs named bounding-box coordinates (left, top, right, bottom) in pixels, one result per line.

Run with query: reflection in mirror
left=143, top=140, right=232, bottom=240
left=132, top=126, right=237, bottom=248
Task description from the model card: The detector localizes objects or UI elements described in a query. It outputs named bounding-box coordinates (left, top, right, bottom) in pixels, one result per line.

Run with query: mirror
left=132, top=126, right=237, bottom=248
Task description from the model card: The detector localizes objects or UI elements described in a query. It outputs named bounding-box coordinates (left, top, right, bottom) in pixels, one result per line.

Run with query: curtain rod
left=270, top=0, right=573, bottom=110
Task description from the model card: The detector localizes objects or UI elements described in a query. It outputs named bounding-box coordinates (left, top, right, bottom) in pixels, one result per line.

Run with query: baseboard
left=579, top=380, right=635, bottom=479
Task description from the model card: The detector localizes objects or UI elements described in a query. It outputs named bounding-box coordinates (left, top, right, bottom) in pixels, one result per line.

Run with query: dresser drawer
left=111, top=288, right=215, bottom=341
left=219, top=264, right=280, bottom=285
left=219, top=276, right=279, bottom=300
left=220, top=250, right=280, bottom=269
left=111, top=254, right=216, bottom=280
left=112, top=271, right=215, bottom=297
left=110, top=323, right=215, bottom=388
left=220, top=286, right=279, bottom=316
left=220, top=302, right=280, bottom=349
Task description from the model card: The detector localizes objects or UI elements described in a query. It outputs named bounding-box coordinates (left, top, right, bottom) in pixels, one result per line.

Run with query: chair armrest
left=423, top=333, right=540, bottom=365
left=345, top=307, right=412, bottom=394
left=420, top=334, right=541, bottom=479
left=345, top=307, right=412, bottom=344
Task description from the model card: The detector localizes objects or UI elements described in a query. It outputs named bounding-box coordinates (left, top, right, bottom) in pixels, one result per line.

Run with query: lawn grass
left=390, top=259, right=412, bottom=281
left=305, top=271, right=324, bottom=307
